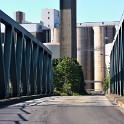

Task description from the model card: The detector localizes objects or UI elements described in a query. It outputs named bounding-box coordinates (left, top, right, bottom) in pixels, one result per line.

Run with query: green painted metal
left=110, top=18, right=124, bottom=96
left=0, top=10, right=52, bottom=99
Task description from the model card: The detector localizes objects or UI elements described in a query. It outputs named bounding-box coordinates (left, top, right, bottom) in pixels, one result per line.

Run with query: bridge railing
left=0, top=10, right=53, bottom=99
left=110, top=12, right=124, bottom=96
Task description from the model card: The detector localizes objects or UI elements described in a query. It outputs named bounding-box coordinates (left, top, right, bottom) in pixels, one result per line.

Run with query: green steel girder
left=110, top=18, right=124, bottom=96
left=0, top=10, right=53, bottom=99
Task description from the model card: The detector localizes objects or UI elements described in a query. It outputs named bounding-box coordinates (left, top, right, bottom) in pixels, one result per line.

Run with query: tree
left=52, top=57, right=85, bottom=95
left=103, top=75, right=110, bottom=93
left=102, top=64, right=110, bottom=93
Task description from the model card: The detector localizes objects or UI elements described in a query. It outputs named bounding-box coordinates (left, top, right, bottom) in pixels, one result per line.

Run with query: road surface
left=0, top=95, right=124, bottom=124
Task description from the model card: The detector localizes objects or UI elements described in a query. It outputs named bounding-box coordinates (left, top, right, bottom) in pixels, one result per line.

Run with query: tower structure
left=42, top=9, right=60, bottom=28
left=60, top=0, right=77, bottom=59
left=13, top=11, right=25, bottom=23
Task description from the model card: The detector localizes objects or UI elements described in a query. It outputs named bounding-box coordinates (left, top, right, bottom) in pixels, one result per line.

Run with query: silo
left=77, top=27, right=94, bottom=90
left=51, top=28, right=60, bottom=43
left=105, top=26, right=116, bottom=44
left=44, top=43, right=60, bottom=59
left=93, top=26, right=106, bottom=92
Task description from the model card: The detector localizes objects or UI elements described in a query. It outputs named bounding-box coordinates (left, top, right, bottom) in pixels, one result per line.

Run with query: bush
left=52, top=57, right=85, bottom=95
left=60, top=93, right=68, bottom=96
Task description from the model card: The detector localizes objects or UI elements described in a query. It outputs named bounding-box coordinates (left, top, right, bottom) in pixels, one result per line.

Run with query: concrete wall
left=21, top=23, right=42, bottom=32
left=44, top=43, right=60, bottom=59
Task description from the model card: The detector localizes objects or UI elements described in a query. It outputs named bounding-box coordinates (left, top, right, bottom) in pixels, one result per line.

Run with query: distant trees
left=52, top=57, right=85, bottom=95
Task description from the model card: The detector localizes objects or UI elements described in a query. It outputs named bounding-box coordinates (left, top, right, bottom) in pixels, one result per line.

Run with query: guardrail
left=0, top=10, right=53, bottom=99
left=110, top=12, right=124, bottom=96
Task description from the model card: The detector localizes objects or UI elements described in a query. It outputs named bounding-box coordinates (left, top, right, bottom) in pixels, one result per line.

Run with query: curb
left=0, top=94, right=51, bottom=107
left=106, top=94, right=124, bottom=109
left=118, top=101, right=124, bottom=109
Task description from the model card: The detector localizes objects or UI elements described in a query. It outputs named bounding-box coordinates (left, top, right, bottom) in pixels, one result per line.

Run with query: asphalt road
left=0, top=95, right=124, bottom=124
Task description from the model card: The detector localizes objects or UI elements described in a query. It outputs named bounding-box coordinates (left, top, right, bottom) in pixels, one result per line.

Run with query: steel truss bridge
left=110, top=13, right=124, bottom=96
left=0, top=10, right=53, bottom=99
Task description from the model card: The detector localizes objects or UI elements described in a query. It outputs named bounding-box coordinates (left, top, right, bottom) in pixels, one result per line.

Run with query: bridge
left=0, top=2, right=123, bottom=124
left=110, top=13, right=124, bottom=96
left=0, top=10, right=53, bottom=99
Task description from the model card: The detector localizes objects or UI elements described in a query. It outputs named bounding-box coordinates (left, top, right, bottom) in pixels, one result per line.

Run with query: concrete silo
left=105, top=26, right=116, bottom=44
left=77, top=27, right=94, bottom=90
left=93, top=25, right=116, bottom=92
left=44, top=43, right=60, bottom=59
left=93, top=26, right=106, bottom=92
left=51, top=28, right=60, bottom=43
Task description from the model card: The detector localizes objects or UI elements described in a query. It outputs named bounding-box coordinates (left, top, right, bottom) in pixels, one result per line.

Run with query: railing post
left=10, top=28, right=17, bottom=97
left=49, top=55, right=53, bottom=94
left=38, top=48, right=43, bottom=94
left=4, top=25, right=12, bottom=98
left=0, top=21, right=5, bottom=99
left=25, top=39, right=31, bottom=95
left=45, top=53, right=49, bottom=94
left=46, top=54, right=50, bottom=94
left=16, top=33, right=23, bottom=96
left=42, top=51, right=47, bottom=94
left=30, top=43, right=34, bottom=95
left=32, top=44, right=38, bottom=94
left=36, top=46, right=41, bottom=94
left=21, top=39, right=26, bottom=96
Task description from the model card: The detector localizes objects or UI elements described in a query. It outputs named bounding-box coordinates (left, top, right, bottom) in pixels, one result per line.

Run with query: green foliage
left=53, top=88, right=61, bottom=96
left=52, top=57, right=85, bottom=95
left=60, top=92, right=68, bottom=96
left=102, top=75, right=110, bottom=92
left=120, top=99, right=124, bottom=104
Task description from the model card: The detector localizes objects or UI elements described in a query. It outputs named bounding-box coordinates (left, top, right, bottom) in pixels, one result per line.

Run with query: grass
left=120, top=99, right=124, bottom=104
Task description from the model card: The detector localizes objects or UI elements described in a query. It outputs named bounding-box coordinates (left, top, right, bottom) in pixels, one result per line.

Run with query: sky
left=0, top=0, right=124, bottom=23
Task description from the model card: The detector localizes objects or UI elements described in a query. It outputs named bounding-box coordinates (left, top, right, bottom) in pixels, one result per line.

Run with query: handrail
left=0, top=10, right=53, bottom=99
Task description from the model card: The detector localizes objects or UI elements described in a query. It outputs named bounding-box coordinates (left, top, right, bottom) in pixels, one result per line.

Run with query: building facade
left=77, top=22, right=118, bottom=91
left=42, top=9, right=60, bottom=28
left=13, top=11, right=25, bottom=23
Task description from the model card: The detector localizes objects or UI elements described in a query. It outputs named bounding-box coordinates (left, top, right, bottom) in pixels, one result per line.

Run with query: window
left=48, top=17, right=50, bottom=19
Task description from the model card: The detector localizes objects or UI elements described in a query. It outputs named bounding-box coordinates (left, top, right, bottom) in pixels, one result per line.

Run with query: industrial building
left=42, top=9, right=60, bottom=28
left=12, top=9, right=119, bottom=92
left=13, top=11, right=51, bottom=43
left=13, top=11, right=25, bottom=23
left=76, top=22, right=118, bottom=91
left=44, top=22, right=118, bottom=91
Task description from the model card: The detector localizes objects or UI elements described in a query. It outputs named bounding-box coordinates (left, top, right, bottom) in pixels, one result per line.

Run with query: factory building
left=44, top=22, right=118, bottom=91
left=77, top=22, right=118, bottom=91
left=42, top=9, right=60, bottom=28
left=13, top=11, right=25, bottom=23
left=12, top=9, right=119, bottom=92
left=13, top=11, right=51, bottom=43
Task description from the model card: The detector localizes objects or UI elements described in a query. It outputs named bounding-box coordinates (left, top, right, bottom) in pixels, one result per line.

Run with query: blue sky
left=0, top=0, right=124, bottom=23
